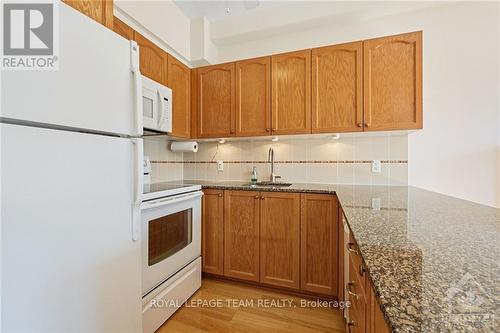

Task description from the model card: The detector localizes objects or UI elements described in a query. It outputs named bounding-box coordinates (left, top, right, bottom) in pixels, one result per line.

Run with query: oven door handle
left=141, top=191, right=203, bottom=210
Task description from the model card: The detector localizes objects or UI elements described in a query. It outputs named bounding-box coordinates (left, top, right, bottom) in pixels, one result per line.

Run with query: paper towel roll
left=170, top=141, right=199, bottom=153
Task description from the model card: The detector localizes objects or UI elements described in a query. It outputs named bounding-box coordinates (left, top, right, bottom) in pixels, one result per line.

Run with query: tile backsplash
left=144, top=138, right=183, bottom=182
left=147, top=134, right=408, bottom=185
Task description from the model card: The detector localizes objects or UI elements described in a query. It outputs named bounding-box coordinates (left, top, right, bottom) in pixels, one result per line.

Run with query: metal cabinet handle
left=346, top=282, right=359, bottom=299
left=254, top=195, right=259, bottom=199
left=218, top=193, right=223, bottom=197
left=265, top=128, right=270, bottom=132
left=364, top=122, right=371, bottom=127
left=356, top=122, right=363, bottom=127
left=260, top=196, right=265, bottom=200
left=346, top=242, right=359, bottom=255
left=359, top=264, right=366, bottom=277
left=347, top=320, right=356, bottom=333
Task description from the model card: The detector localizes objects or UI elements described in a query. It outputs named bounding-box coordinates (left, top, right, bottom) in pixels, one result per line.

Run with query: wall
left=144, top=138, right=183, bottom=183
left=179, top=134, right=408, bottom=185
left=209, top=2, right=500, bottom=208
left=114, top=0, right=191, bottom=64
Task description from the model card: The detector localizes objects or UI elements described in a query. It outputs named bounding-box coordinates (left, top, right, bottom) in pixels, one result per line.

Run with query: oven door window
left=148, top=209, right=192, bottom=266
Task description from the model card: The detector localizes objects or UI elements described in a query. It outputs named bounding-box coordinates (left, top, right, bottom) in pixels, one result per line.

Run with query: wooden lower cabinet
left=201, top=189, right=340, bottom=297
left=223, top=190, right=260, bottom=282
left=300, top=194, right=339, bottom=295
left=202, top=189, right=224, bottom=275
left=346, top=231, right=390, bottom=333
left=260, top=192, right=300, bottom=289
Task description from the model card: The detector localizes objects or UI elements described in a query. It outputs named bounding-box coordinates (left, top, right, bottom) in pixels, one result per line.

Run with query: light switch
left=217, top=160, right=224, bottom=171
left=371, top=160, right=381, bottom=173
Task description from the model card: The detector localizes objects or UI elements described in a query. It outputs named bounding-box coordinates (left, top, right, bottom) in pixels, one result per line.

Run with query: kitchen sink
left=244, top=182, right=292, bottom=187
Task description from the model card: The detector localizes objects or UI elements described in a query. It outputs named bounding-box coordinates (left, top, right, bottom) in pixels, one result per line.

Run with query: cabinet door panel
left=134, top=32, right=168, bottom=86
left=197, top=63, right=236, bottom=138
left=63, top=0, right=113, bottom=28
left=113, top=17, right=134, bottom=41
left=235, top=57, right=271, bottom=137
left=300, top=194, right=339, bottom=295
left=168, top=55, right=191, bottom=138
left=202, top=190, right=224, bottom=275
left=260, top=192, right=300, bottom=289
left=223, top=190, right=260, bottom=282
left=271, top=50, right=311, bottom=135
left=312, top=42, right=363, bottom=133
left=363, top=31, right=422, bottom=130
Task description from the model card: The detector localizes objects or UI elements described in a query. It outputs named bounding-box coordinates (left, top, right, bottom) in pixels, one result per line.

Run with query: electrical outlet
left=217, top=160, right=224, bottom=171
left=371, top=160, right=381, bottom=173
left=371, top=198, right=381, bottom=210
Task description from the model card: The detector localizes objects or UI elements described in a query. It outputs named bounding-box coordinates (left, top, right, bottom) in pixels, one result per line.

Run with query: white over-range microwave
left=142, top=75, right=172, bottom=133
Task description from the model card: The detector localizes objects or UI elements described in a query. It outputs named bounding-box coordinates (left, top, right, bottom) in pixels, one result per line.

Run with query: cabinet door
left=271, top=50, right=311, bottom=135
left=113, top=17, right=134, bottom=41
left=260, top=192, right=300, bottom=289
left=363, top=31, right=422, bottom=131
left=235, top=57, right=271, bottom=137
left=223, top=190, right=260, bottom=282
left=63, top=0, right=113, bottom=29
left=312, top=42, right=363, bottom=133
left=134, top=32, right=168, bottom=86
left=168, top=55, right=191, bottom=138
left=197, top=63, right=236, bottom=138
left=202, top=189, right=224, bottom=275
left=369, top=285, right=391, bottom=333
left=300, top=194, right=339, bottom=295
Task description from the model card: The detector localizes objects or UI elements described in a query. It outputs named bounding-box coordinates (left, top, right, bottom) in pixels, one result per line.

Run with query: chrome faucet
left=268, top=147, right=282, bottom=182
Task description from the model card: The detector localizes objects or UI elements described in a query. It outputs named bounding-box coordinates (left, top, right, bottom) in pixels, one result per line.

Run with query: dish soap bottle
left=251, top=167, right=258, bottom=185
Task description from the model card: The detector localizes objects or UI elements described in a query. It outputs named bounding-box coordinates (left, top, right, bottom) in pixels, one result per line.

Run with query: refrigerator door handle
left=132, top=138, right=143, bottom=241
left=130, top=41, right=143, bottom=136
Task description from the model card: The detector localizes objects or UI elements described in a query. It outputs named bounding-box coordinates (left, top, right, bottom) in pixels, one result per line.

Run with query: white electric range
left=141, top=181, right=203, bottom=333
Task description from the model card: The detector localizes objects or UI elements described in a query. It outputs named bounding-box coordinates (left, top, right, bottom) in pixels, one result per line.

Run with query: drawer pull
left=359, top=264, right=366, bottom=277
left=347, top=320, right=356, bottom=333
left=218, top=193, right=223, bottom=197
left=254, top=195, right=259, bottom=199
left=346, top=242, right=359, bottom=255
left=346, top=282, right=359, bottom=299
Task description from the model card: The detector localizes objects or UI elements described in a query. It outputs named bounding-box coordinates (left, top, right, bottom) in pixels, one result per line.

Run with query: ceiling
left=174, top=0, right=286, bottom=21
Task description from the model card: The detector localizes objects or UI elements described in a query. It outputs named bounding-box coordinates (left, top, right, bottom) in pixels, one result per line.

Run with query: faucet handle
left=275, top=175, right=282, bottom=180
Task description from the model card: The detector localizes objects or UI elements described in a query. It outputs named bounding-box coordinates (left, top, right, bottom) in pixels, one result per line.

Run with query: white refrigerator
left=1, top=3, right=143, bottom=332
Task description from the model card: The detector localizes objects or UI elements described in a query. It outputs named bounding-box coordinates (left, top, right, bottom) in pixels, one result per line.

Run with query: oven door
left=141, top=191, right=203, bottom=296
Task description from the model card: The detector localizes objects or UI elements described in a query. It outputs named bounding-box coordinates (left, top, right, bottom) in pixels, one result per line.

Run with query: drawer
left=347, top=256, right=366, bottom=333
left=347, top=234, right=367, bottom=295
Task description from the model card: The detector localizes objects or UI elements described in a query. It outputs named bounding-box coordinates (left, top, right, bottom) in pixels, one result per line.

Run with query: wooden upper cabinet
left=113, top=17, right=134, bottom=41
left=202, top=189, right=224, bottom=275
left=63, top=0, right=113, bottom=29
left=197, top=63, right=236, bottom=138
left=363, top=31, right=422, bottom=131
left=271, top=50, right=312, bottom=135
left=312, top=42, right=363, bottom=133
left=235, top=57, right=271, bottom=137
left=300, top=194, right=339, bottom=296
left=260, top=192, right=300, bottom=289
left=168, top=55, right=191, bottom=138
left=134, top=32, right=168, bottom=86
left=223, top=190, right=260, bottom=282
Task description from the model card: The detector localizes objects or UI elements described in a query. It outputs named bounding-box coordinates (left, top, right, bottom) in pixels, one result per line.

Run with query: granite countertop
left=163, top=180, right=500, bottom=332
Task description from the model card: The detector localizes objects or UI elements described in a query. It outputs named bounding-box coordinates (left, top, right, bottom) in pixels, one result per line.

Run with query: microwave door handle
left=157, top=89, right=165, bottom=128
left=130, top=41, right=143, bottom=136
left=141, top=191, right=203, bottom=210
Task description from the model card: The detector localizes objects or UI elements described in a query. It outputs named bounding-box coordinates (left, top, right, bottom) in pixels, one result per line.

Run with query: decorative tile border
left=151, top=160, right=408, bottom=164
